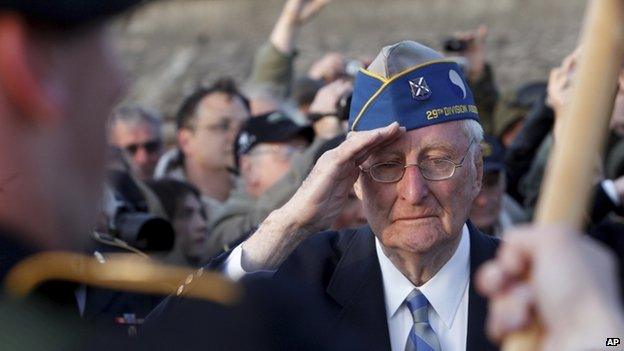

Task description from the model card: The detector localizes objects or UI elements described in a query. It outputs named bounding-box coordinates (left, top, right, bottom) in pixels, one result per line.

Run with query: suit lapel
left=82, top=287, right=117, bottom=320
left=326, top=226, right=391, bottom=351
left=466, top=221, right=500, bottom=351
left=323, top=223, right=500, bottom=351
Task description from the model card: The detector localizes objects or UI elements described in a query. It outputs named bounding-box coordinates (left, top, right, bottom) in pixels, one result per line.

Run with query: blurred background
left=112, top=0, right=585, bottom=117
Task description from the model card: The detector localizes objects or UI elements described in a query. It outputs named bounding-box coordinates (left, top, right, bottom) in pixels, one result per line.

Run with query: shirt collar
left=376, top=224, right=471, bottom=328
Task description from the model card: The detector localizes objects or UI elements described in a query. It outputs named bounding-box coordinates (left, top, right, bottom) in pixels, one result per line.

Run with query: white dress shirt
left=222, top=225, right=471, bottom=351
left=602, top=179, right=621, bottom=206
left=377, top=225, right=470, bottom=351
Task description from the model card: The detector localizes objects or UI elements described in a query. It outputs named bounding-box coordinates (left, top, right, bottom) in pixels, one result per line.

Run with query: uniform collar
left=376, top=224, right=471, bottom=328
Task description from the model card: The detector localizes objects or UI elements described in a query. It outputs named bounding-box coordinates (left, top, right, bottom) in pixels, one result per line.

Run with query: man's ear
left=239, top=155, right=258, bottom=195
left=0, top=14, right=61, bottom=124
left=473, top=145, right=483, bottom=194
left=353, top=176, right=363, bottom=201
left=239, top=156, right=254, bottom=182
left=177, top=128, right=193, bottom=155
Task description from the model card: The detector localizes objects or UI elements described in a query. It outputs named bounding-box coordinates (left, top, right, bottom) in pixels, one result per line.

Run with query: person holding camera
left=245, top=0, right=334, bottom=116
left=443, top=25, right=499, bottom=134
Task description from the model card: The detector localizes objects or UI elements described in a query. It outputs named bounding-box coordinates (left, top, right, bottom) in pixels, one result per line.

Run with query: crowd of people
left=0, top=0, right=623, bottom=350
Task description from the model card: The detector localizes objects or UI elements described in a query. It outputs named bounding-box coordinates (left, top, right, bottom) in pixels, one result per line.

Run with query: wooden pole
left=502, top=0, right=624, bottom=350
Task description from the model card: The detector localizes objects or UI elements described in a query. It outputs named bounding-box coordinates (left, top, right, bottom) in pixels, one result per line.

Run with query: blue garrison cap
left=348, top=41, right=480, bottom=131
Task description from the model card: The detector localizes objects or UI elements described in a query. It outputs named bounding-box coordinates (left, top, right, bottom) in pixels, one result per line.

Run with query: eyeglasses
left=361, top=140, right=474, bottom=183
left=124, top=140, right=162, bottom=155
left=197, top=119, right=242, bottom=134
left=247, top=144, right=306, bottom=158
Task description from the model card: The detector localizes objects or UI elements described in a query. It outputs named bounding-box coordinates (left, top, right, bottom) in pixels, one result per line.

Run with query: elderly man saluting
left=220, top=41, right=497, bottom=351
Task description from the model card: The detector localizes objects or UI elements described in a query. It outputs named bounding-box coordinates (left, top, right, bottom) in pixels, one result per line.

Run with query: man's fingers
left=324, top=79, right=352, bottom=97
left=351, top=128, right=405, bottom=166
left=298, top=0, right=331, bottom=23
left=342, top=123, right=405, bottom=165
left=487, top=284, right=534, bottom=343
left=561, top=49, right=579, bottom=73
left=475, top=261, right=507, bottom=297
left=336, top=80, right=353, bottom=95
left=476, top=25, right=488, bottom=41
left=340, top=123, right=402, bottom=155
left=497, top=241, right=530, bottom=279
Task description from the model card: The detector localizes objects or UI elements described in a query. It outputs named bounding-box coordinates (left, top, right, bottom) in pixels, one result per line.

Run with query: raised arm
left=240, top=122, right=405, bottom=271
left=249, top=0, right=333, bottom=96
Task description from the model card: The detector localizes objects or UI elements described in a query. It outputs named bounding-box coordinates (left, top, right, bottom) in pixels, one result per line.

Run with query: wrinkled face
left=243, top=137, right=308, bottom=198
left=356, top=121, right=482, bottom=254
left=469, top=170, right=505, bottom=230
left=172, top=194, right=208, bottom=262
left=185, top=93, right=248, bottom=170
left=110, top=121, right=162, bottom=179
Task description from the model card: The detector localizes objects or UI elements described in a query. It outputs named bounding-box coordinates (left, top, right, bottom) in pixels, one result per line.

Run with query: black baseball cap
left=0, top=0, right=145, bottom=25
left=480, top=135, right=506, bottom=174
left=235, top=111, right=315, bottom=157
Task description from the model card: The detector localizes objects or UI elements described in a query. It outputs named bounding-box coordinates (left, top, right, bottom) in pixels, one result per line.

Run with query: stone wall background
left=112, top=0, right=586, bottom=117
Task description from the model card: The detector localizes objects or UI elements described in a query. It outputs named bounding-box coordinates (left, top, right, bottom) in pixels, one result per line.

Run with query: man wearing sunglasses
left=217, top=41, right=499, bottom=351
left=109, top=105, right=164, bottom=180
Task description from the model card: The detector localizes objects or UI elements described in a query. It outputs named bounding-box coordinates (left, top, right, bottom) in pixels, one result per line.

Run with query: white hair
left=460, top=119, right=484, bottom=161
left=460, top=119, right=484, bottom=144
left=109, top=105, right=163, bottom=137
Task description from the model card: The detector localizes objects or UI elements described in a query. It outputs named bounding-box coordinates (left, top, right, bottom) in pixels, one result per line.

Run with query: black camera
left=443, top=37, right=469, bottom=52
left=336, top=92, right=352, bottom=121
left=98, top=147, right=174, bottom=253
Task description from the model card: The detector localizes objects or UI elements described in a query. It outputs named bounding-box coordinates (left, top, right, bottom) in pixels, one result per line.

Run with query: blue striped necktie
left=404, top=289, right=441, bottom=351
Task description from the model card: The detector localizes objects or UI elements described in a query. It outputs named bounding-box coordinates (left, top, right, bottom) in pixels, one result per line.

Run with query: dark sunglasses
left=124, top=140, right=162, bottom=155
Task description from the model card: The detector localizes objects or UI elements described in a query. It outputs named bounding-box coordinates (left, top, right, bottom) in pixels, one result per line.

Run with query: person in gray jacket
left=206, top=110, right=325, bottom=258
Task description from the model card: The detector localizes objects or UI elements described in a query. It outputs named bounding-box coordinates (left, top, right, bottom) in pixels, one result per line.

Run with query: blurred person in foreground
left=108, top=105, right=164, bottom=180
left=469, top=136, right=527, bottom=237
left=148, top=179, right=209, bottom=267
left=0, top=2, right=352, bottom=351
left=477, top=225, right=624, bottom=351
left=207, top=80, right=350, bottom=258
left=0, top=0, right=141, bottom=348
left=208, top=40, right=499, bottom=351
left=154, top=79, right=250, bottom=216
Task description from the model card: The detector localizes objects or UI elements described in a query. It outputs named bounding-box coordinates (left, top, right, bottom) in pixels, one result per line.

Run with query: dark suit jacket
left=264, top=221, right=500, bottom=351
left=198, top=221, right=499, bottom=350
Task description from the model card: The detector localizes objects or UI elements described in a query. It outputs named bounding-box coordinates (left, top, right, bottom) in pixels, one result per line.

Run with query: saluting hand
left=241, top=122, right=405, bottom=271
left=283, top=122, right=404, bottom=233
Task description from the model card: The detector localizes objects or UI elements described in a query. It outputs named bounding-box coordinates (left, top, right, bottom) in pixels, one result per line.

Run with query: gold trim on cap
left=351, top=59, right=456, bottom=131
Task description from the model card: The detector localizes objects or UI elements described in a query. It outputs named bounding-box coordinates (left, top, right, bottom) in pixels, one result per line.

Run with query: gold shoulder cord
left=3, top=251, right=240, bottom=306
left=92, top=230, right=150, bottom=259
